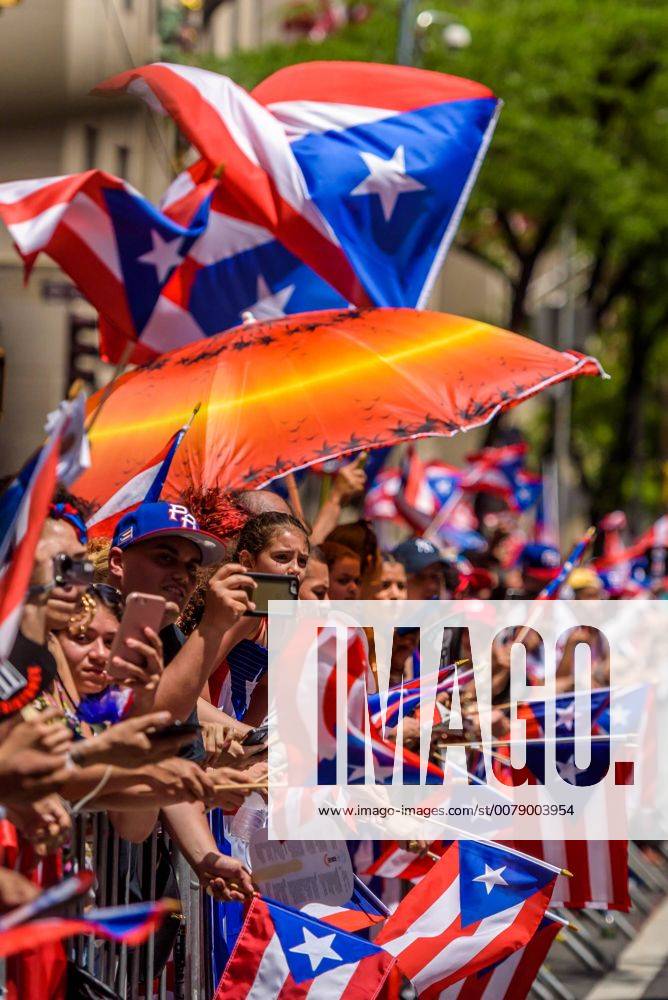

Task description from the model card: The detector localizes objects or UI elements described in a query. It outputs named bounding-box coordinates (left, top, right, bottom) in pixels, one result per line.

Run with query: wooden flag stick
left=435, top=732, right=635, bottom=749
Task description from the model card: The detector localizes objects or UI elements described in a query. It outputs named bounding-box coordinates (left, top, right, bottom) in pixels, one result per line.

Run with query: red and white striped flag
left=376, top=839, right=557, bottom=996
left=86, top=410, right=196, bottom=537
left=363, top=842, right=447, bottom=884
left=0, top=427, right=62, bottom=665
left=439, top=912, right=565, bottom=1000
left=512, top=839, right=629, bottom=911
left=214, top=896, right=395, bottom=999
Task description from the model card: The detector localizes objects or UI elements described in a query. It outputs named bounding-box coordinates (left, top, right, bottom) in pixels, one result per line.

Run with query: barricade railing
left=1, top=832, right=667, bottom=998
left=66, top=812, right=208, bottom=999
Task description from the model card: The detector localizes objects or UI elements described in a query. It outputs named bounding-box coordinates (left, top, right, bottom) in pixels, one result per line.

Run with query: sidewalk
left=585, top=897, right=668, bottom=1000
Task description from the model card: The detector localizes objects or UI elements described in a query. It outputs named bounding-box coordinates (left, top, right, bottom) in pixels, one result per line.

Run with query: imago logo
left=316, top=624, right=618, bottom=790
left=267, top=601, right=665, bottom=841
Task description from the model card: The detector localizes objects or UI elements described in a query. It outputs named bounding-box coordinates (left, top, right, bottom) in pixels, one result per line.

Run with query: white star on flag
left=138, top=229, right=184, bottom=283
left=472, top=864, right=508, bottom=894
left=556, top=755, right=580, bottom=784
left=350, top=145, right=426, bottom=222
left=348, top=755, right=395, bottom=782
left=555, top=702, right=577, bottom=730
left=289, top=927, right=342, bottom=972
left=610, top=704, right=630, bottom=728
left=245, top=275, right=295, bottom=320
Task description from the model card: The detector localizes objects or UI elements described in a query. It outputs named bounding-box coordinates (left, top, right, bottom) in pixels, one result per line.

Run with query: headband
left=50, top=502, right=88, bottom=544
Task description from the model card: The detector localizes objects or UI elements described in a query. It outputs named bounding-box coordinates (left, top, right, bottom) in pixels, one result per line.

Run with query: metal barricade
left=65, top=813, right=207, bottom=1000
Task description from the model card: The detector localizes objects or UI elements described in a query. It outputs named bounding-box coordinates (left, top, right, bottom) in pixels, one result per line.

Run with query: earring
left=68, top=590, right=96, bottom=638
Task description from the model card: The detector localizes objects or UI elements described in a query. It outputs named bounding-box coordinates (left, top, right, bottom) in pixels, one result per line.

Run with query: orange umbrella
left=76, top=308, right=604, bottom=512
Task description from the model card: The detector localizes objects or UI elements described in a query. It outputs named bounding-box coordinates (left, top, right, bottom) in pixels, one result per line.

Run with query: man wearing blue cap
left=516, top=542, right=561, bottom=598
left=392, top=536, right=458, bottom=600
left=108, top=500, right=258, bottom=903
left=109, top=500, right=257, bottom=722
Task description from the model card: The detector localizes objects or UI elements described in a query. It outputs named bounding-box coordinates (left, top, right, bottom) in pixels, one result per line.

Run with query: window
left=116, top=144, right=131, bottom=180
left=84, top=125, right=98, bottom=171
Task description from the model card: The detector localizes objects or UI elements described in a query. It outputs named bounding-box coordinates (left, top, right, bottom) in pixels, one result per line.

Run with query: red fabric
left=4, top=835, right=66, bottom=1000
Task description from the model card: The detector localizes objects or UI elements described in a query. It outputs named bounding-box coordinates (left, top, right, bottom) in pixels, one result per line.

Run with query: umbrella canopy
left=76, top=308, right=604, bottom=513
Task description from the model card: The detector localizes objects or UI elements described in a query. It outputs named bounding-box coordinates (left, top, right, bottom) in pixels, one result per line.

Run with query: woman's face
left=329, top=555, right=362, bottom=600
left=241, top=527, right=310, bottom=583
left=57, top=601, right=118, bottom=698
left=300, top=559, right=330, bottom=601
left=371, top=562, right=407, bottom=601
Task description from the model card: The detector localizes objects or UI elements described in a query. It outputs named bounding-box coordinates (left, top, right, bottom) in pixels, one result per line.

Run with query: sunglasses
left=87, top=583, right=125, bottom=616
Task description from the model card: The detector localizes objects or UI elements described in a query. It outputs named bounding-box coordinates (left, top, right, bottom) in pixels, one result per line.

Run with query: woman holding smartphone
left=207, top=511, right=310, bottom=727
left=48, top=584, right=164, bottom=736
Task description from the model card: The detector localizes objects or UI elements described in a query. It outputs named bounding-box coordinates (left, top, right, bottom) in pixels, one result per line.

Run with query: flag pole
left=352, top=874, right=391, bottom=916
left=435, top=732, right=635, bottom=749
left=537, top=525, right=597, bottom=601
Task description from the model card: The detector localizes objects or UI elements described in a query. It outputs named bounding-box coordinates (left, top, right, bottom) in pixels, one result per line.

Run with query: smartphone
left=243, top=573, right=299, bottom=617
left=108, top=592, right=166, bottom=671
left=148, top=721, right=202, bottom=742
left=242, top=724, right=268, bottom=747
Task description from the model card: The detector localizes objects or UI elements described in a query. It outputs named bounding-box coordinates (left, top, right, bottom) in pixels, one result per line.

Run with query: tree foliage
left=174, top=0, right=668, bottom=524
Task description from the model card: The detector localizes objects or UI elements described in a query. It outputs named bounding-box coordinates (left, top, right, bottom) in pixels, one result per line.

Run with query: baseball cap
left=392, top=537, right=447, bottom=575
left=518, top=542, right=561, bottom=580
left=112, top=501, right=225, bottom=566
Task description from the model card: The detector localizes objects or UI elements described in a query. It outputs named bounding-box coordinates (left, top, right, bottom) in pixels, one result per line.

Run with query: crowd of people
left=1, top=440, right=666, bottom=997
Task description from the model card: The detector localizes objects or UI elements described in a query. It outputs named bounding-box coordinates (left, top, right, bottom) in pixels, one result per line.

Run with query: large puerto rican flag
left=96, top=60, right=500, bottom=356
left=0, top=62, right=499, bottom=363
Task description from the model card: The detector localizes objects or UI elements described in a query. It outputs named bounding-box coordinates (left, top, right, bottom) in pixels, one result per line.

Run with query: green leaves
left=171, top=0, right=668, bottom=520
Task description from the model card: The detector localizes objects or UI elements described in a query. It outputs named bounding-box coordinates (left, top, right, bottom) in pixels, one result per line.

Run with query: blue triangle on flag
left=103, top=186, right=209, bottom=336
left=188, top=238, right=346, bottom=337
left=290, top=98, right=497, bottom=307
left=458, top=840, right=554, bottom=928
left=267, top=898, right=382, bottom=984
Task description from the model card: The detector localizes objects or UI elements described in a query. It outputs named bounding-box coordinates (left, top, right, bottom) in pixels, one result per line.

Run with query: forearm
left=57, top=765, right=174, bottom=803
left=196, top=698, right=249, bottom=733
left=161, top=800, right=217, bottom=868
left=310, top=496, right=343, bottom=546
left=108, top=808, right=159, bottom=842
left=153, top=624, right=226, bottom=721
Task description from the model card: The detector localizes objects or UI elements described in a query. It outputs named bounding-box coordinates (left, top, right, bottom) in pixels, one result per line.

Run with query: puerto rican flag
left=463, top=443, right=542, bottom=513
left=363, top=842, right=448, bottom=884
left=96, top=61, right=500, bottom=353
left=302, top=881, right=387, bottom=934
left=0, top=416, right=63, bottom=667
left=518, top=688, right=612, bottom=741
left=0, top=169, right=345, bottom=365
left=364, top=450, right=486, bottom=550
left=86, top=417, right=192, bottom=537
left=440, top=912, right=565, bottom=1000
left=367, top=661, right=473, bottom=730
left=508, top=839, right=630, bottom=911
left=0, top=900, right=178, bottom=958
left=364, top=462, right=463, bottom=523
left=375, top=839, right=557, bottom=995
left=213, top=896, right=395, bottom=999
left=1, top=61, right=499, bottom=364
